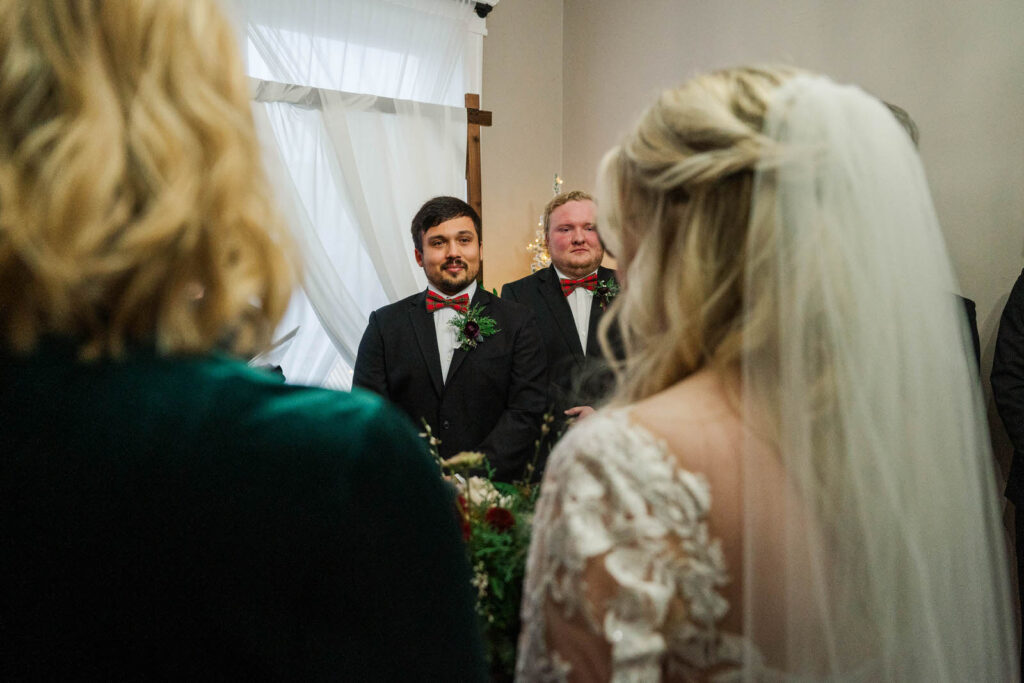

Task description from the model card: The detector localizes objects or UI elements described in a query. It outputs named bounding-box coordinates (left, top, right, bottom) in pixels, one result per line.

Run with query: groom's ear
left=414, top=249, right=424, bottom=267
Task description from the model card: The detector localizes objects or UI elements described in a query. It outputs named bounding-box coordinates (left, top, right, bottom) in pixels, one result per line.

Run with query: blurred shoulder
left=545, top=408, right=647, bottom=477
left=550, top=370, right=743, bottom=476
left=630, top=369, right=745, bottom=475
left=162, top=353, right=429, bottom=477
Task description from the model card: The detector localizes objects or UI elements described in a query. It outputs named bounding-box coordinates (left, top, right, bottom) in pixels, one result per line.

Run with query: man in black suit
left=353, top=196, right=547, bottom=482
left=991, top=268, right=1024, bottom=680
left=501, top=191, right=617, bottom=465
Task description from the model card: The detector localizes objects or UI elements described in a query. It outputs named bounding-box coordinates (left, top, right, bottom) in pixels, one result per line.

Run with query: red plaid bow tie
left=560, top=273, right=598, bottom=297
left=426, top=291, right=470, bottom=313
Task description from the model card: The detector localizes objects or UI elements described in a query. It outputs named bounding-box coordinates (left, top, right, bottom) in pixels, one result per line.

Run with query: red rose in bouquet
left=423, top=417, right=550, bottom=677
left=484, top=506, right=515, bottom=533
left=456, top=494, right=472, bottom=541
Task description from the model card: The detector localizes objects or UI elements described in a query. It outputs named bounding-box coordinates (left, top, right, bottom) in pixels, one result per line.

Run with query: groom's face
left=415, top=216, right=481, bottom=295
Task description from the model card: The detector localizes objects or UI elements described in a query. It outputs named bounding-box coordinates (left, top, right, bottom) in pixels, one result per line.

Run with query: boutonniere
left=450, top=304, right=499, bottom=351
left=594, top=278, right=620, bottom=310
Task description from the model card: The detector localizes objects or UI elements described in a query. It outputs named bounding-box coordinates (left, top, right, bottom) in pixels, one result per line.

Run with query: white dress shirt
left=554, top=267, right=595, bottom=353
left=429, top=280, right=477, bottom=383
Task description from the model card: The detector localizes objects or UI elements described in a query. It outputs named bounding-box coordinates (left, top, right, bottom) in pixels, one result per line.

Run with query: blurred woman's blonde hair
left=598, top=66, right=801, bottom=405
left=0, top=0, right=293, bottom=359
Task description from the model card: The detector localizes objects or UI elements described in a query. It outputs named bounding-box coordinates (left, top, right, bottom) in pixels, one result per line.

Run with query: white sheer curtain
left=238, top=0, right=482, bottom=388
left=244, top=0, right=480, bottom=106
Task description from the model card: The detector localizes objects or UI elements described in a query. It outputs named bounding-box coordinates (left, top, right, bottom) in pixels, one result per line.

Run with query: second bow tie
left=560, top=273, right=598, bottom=297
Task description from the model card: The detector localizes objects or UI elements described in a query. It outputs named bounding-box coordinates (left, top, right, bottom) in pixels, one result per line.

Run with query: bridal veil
left=582, top=69, right=1018, bottom=680
left=736, top=74, right=1016, bottom=679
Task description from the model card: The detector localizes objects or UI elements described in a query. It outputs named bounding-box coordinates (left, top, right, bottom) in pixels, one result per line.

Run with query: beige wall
left=483, top=0, right=1024, bottom=367
left=479, top=0, right=563, bottom=292
left=482, top=0, right=1023, bottom=589
left=558, top=0, right=1024, bottom=369
left=552, top=0, right=1024, bottom=478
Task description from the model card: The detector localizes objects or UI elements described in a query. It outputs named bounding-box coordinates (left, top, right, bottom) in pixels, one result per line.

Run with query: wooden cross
left=465, top=93, right=492, bottom=281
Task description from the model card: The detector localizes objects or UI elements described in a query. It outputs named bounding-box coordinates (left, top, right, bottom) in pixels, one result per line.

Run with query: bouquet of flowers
left=422, top=415, right=556, bottom=679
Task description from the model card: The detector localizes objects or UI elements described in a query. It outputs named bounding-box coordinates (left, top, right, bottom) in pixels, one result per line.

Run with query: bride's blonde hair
left=0, top=0, right=292, bottom=358
left=599, top=66, right=800, bottom=404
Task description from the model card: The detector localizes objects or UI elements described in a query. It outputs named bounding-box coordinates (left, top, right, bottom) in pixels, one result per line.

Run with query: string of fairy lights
left=526, top=174, right=563, bottom=273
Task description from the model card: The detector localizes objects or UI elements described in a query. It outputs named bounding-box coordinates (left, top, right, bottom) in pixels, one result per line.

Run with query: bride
left=517, top=66, right=1017, bottom=681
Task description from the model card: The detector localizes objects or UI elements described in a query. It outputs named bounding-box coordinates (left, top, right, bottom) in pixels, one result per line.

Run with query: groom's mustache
left=444, top=258, right=467, bottom=269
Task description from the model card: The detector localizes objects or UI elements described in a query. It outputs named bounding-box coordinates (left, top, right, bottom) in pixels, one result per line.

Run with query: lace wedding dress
left=517, top=407, right=756, bottom=682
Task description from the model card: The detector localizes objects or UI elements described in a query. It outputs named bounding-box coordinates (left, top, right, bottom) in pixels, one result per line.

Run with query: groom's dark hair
left=410, top=196, right=482, bottom=251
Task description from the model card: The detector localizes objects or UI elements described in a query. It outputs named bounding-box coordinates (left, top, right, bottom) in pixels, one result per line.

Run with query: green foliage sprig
left=449, top=303, right=499, bottom=351
left=594, top=278, right=620, bottom=310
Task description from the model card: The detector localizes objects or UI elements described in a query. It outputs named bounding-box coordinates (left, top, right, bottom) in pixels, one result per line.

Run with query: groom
left=353, top=196, right=547, bottom=482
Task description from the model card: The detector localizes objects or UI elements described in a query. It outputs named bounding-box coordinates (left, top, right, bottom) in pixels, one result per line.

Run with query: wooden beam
left=465, top=93, right=487, bottom=219
left=467, top=108, right=492, bottom=127
left=465, top=93, right=489, bottom=282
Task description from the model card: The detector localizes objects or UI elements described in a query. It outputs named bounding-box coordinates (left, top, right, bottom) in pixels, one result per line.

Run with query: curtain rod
left=249, top=78, right=489, bottom=126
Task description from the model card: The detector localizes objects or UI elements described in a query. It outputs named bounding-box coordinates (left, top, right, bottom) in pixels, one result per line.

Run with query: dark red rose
left=484, top=506, right=515, bottom=533
left=596, top=285, right=610, bottom=297
left=456, top=495, right=472, bottom=541
left=463, top=320, right=480, bottom=339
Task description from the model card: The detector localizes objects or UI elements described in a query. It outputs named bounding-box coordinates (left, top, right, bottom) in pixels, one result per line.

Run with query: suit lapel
left=585, top=266, right=615, bottom=357
left=409, top=291, right=444, bottom=397
left=444, top=288, right=487, bottom=386
left=539, top=267, right=585, bottom=361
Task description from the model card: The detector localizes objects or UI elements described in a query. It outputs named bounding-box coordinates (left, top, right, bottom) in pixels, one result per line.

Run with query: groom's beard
left=429, top=257, right=479, bottom=295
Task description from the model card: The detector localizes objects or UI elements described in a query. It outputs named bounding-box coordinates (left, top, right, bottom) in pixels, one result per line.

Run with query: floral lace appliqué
left=517, top=409, right=748, bottom=682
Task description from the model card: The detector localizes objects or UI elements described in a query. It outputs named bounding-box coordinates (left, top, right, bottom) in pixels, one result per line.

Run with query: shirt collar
left=553, top=266, right=599, bottom=281
left=427, top=279, right=477, bottom=301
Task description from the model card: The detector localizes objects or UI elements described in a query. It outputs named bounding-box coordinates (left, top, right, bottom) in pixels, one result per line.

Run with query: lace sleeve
left=517, top=411, right=739, bottom=682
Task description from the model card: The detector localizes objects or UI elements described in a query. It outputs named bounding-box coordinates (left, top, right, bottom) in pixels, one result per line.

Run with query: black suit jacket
left=501, top=264, right=618, bottom=422
left=993, top=270, right=1024, bottom=504
left=353, top=287, right=547, bottom=482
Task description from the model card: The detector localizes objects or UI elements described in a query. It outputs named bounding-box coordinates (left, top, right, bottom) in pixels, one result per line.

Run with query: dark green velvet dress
left=0, top=341, right=485, bottom=681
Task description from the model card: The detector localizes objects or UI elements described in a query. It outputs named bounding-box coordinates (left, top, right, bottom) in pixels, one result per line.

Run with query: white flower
left=472, top=562, right=489, bottom=599
left=442, top=451, right=486, bottom=469
left=460, top=476, right=514, bottom=508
